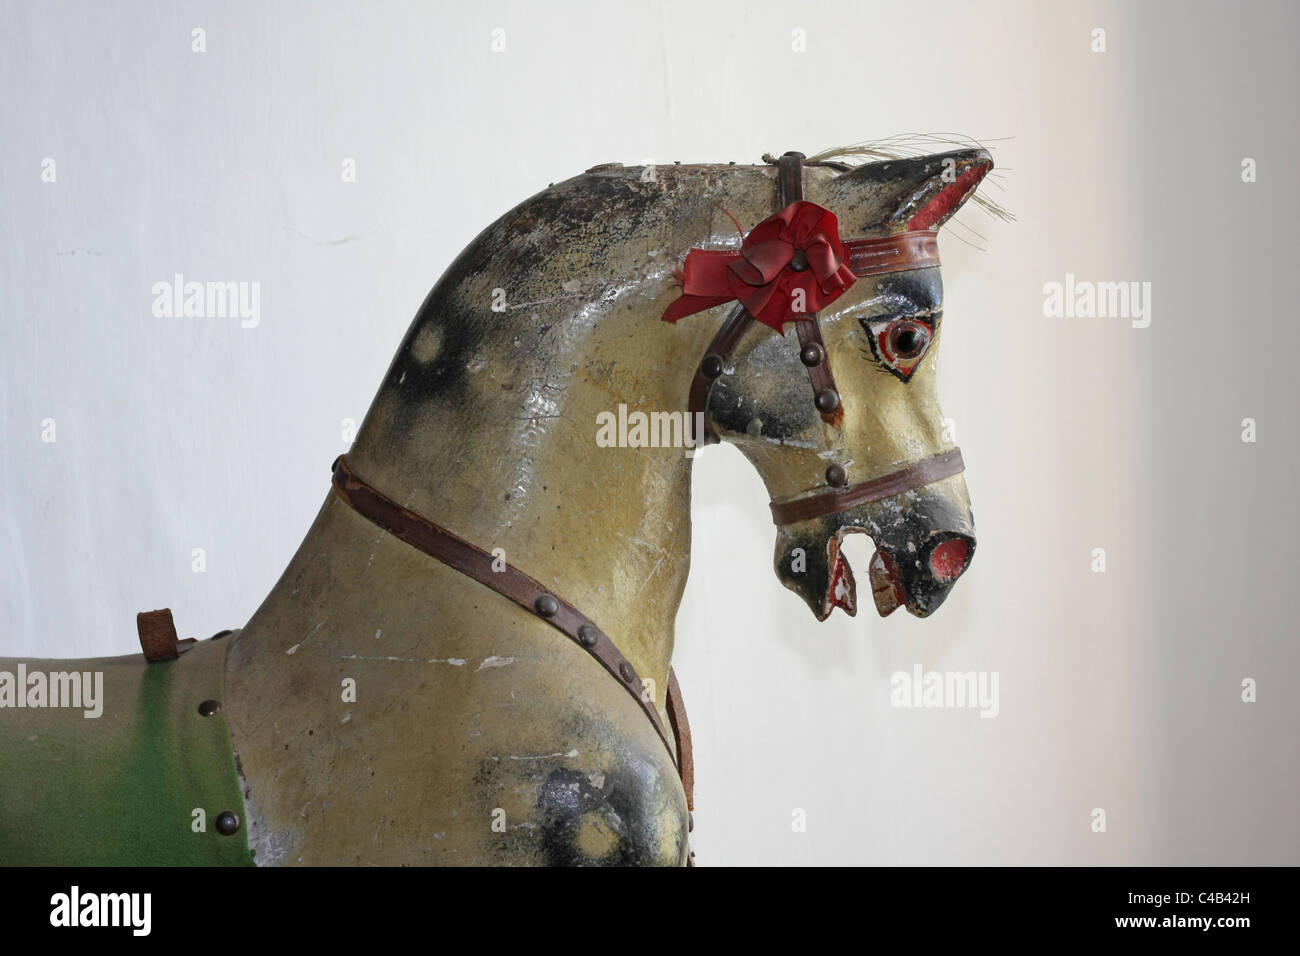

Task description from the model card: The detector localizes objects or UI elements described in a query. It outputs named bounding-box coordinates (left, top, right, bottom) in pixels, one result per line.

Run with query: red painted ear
left=904, top=155, right=993, bottom=231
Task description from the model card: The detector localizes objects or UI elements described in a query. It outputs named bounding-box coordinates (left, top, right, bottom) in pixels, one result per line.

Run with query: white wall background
left=3, top=0, right=1296, bottom=865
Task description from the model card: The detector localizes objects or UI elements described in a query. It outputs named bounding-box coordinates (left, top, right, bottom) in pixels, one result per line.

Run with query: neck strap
left=328, top=455, right=693, bottom=809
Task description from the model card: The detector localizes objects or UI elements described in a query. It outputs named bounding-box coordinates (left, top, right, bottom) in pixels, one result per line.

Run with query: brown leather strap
left=665, top=670, right=694, bottom=812
left=777, top=152, right=843, bottom=425
left=329, top=455, right=684, bottom=776
left=845, top=231, right=940, bottom=277
left=769, top=448, right=966, bottom=525
left=776, top=151, right=806, bottom=207
left=687, top=303, right=754, bottom=445
left=137, top=608, right=180, bottom=661
left=793, top=317, right=841, bottom=425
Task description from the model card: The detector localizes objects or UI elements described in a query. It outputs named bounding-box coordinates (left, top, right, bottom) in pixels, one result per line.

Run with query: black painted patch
left=360, top=172, right=666, bottom=443
left=708, top=327, right=821, bottom=441
left=536, top=763, right=684, bottom=867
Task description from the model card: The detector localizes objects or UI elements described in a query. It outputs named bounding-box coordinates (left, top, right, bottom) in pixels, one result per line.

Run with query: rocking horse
left=0, top=148, right=992, bottom=866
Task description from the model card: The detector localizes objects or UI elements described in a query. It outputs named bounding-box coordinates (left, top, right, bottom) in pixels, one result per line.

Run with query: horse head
left=675, top=149, right=990, bottom=622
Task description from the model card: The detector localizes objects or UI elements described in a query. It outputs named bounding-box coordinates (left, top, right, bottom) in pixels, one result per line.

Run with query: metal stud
left=826, top=464, right=848, bottom=487
left=799, top=343, right=824, bottom=367
left=215, top=811, right=240, bottom=836
left=619, top=662, right=635, bottom=683
left=700, top=354, right=724, bottom=379
left=198, top=698, right=222, bottom=717
left=815, top=388, right=840, bottom=413
left=534, top=594, right=559, bottom=617
left=577, top=624, right=599, bottom=648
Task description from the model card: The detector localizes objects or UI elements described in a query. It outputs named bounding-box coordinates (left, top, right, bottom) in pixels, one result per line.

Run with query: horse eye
left=859, top=312, right=937, bottom=382
left=888, top=321, right=930, bottom=359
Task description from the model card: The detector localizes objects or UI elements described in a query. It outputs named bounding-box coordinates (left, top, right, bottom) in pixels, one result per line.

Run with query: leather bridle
left=689, top=151, right=967, bottom=525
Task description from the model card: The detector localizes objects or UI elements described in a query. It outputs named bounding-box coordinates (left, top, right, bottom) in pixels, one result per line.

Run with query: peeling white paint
left=337, top=654, right=466, bottom=665
left=507, top=749, right=579, bottom=761
left=631, top=536, right=667, bottom=554
left=761, top=435, right=818, bottom=448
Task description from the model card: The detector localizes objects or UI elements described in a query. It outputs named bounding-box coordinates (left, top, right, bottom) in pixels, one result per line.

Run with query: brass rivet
left=577, top=625, right=599, bottom=647
left=534, top=594, right=559, bottom=617
left=619, top=662, right=635, bottom=682
left=815, top=388, right=840, bottom=413
left=198, top=699, right=222, bottom=717
left=701, top=354, right=724, bottom=379
left=799, top=343, right=823, bottom=367
left=826, top=464, right=847, bottom=487
left=215, top=811, right=240, bottom=836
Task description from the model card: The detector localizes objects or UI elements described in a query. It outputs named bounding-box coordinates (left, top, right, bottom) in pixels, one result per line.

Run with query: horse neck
left=254, top=283, right=719, bottom=693
left=240, top=163, right=777, bottom=688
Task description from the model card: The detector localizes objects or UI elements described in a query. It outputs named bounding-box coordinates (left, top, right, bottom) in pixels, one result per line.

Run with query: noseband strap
left=328, top=455, right=693, bottom=809
left=769, top=448, right=966, bottom=526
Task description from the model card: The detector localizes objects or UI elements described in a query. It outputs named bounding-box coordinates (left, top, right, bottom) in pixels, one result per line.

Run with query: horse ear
left=822, top=148, right=993, bottom=234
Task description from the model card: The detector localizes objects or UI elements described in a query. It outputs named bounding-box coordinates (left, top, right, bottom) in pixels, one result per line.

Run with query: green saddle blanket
left=0, top=636, right=254, bottom=866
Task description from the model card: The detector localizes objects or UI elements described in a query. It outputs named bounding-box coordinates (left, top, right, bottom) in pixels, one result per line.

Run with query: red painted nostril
left=929, top=538, right=969, bottom=583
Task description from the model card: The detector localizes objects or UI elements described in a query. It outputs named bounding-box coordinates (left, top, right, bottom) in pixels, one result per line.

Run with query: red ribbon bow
left=662, top=201, right=857, bottom=333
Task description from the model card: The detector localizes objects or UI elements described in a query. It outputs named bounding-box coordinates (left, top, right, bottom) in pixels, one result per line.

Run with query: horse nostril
left=928, top=537, right=970, bottom=584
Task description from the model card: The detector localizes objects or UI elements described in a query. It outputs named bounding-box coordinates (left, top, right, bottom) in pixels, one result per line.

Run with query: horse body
left=1, top=151, right=990, bottom=866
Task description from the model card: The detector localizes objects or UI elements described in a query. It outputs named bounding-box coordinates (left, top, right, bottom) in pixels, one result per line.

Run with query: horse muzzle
left=769, top=463, right=976, bottom=621
left=865, top=528, right=976, bottom=618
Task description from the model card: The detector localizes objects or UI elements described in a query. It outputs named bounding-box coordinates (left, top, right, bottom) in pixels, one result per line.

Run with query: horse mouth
left=827, top=529, right=904, bottom=619
left=772, top=486, right=975, bottom=623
